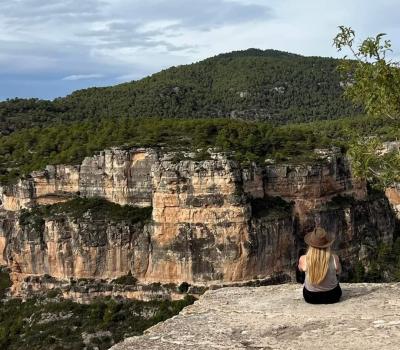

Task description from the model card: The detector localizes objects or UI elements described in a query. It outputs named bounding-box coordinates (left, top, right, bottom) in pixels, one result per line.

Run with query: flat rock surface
left=111, top=283, right=400, bottom=350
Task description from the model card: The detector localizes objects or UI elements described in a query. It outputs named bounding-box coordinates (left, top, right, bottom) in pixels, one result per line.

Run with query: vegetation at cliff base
left=0, top=268, right=11, bottom=299
left=348, top=238, right=400, bottom=282
left=19, top=197, right=153, bottom=228
left=111, top=272, right=138, bottom=286
left=0, top=294, right=196, bottom=350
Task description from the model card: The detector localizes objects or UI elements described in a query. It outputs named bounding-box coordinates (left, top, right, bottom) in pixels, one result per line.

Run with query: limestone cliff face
left=264, top=148, right=367, bottom=227
left=5, top=217, right=149, bottom=281
left=147, top=155, right=259, bottom=283
left=308, top=197, right=395, bottom=276
left=0, top=147, right=396, bottom=300
left=0, top=148, right=156, bottom=211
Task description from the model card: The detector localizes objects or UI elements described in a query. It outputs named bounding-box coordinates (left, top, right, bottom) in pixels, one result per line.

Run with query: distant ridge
left=212, top=48, right=302, bottom=59
left=0, top=48, right=358, bottom=135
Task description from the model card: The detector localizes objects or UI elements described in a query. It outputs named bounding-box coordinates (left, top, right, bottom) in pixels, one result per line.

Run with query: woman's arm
left=333, top=254, right=342, bottom=275
left=298, top=255, right=306, bottom=272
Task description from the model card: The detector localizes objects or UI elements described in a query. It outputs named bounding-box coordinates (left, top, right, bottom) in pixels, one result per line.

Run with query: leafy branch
left=333, top=26, right=400, bottom=188
left=333, top=26, right=400, bottom=119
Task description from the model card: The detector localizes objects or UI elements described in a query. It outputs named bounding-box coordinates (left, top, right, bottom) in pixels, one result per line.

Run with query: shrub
left=112, top=272, right=137, bottom=286
left=250, top=196, right=293, bottom=220
left=0, top=268, right=11, bottom=299
left=178, top=282, right=190, bottom=293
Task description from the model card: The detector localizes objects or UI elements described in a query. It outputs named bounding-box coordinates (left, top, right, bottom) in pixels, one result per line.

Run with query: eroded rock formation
left=0, top=147, right=397, bottom=300
left=0, top=148, right=156, bottom=211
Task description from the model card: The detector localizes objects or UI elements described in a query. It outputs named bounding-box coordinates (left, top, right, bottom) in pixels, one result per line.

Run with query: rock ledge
left=111, top=283, right=400, bottom=350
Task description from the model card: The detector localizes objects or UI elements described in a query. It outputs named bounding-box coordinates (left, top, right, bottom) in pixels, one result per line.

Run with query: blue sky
left=1, top=0, right=399, bottom=100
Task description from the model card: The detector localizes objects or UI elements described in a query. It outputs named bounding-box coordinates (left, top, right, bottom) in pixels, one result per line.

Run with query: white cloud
left=62, top=74, right=104, bottom=81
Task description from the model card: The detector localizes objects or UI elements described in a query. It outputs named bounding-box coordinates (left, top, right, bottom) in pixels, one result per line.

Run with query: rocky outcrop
left=110, top=283, right=400, bottom=350
left=1, top=195, right=392, bottom=299
left=310, top=197, right=395, bottom=277
left=0, top=147, right=397, bottom=300
left=264, top=148, right=367, bottom=226
left=386, top=184, right=400, bottom=219
left=145, top=155, right=294, bottom=284
left=4, top=216, right=151, bottom=297
left=382, top=141, right=400, bottom=219
left=0, top=148, right=157, bottom=211
left=0, top=147, right=365, bottom=213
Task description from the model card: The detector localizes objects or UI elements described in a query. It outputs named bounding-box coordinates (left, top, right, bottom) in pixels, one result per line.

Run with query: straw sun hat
left=304, top=227, right=334, bottom=248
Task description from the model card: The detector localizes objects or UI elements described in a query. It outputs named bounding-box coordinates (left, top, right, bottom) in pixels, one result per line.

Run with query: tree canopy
left=334, top=26, right=400, bottom=119
left=0, top=115, right=398, bottom=185
left=334, top=26, right=400, bottom=188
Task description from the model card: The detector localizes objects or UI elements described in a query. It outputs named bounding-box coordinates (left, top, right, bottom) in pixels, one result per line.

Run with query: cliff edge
left=111, top=283, right=400, bottom=350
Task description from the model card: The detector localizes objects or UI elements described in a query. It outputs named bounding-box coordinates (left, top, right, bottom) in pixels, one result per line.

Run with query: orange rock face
left=264, top=152, right=367, bottom=220
left=386, top=185, right=400, bottom=218
left=143, top=156, right=300, bottom=284
left=0, top=148, right=157, bottom=211
left=0, top=148, right=396, bottom=300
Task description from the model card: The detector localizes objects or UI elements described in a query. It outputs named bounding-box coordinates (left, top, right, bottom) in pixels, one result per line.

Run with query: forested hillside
left=0, top=49, right=358, bottom=135
left=1, top=115, right=398, bottom=185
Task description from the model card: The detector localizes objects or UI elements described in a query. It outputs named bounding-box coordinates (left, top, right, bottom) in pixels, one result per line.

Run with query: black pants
left=303, top=284, right=342, bottom=304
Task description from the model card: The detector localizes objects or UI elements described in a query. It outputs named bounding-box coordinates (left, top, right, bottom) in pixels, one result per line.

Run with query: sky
left=1, top=0, right=399, bottom=100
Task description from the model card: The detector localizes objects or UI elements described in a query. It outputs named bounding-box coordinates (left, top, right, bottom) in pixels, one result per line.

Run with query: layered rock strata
left=0, top=148, right=156, bottom=211
left=0, top=147, right=366, bottom=213
left=0, top=147, right=396, bottom=300
left=263, top=148, right=367, bottom=226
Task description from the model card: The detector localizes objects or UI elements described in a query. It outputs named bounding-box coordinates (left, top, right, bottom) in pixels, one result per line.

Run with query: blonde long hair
left=306, top=246, right=331, bottom=284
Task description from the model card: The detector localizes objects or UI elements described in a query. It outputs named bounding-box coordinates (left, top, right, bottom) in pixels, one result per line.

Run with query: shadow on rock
left=340, top=285, right=381, bottom=301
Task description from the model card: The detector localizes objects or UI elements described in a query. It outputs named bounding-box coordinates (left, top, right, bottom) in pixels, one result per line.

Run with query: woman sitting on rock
left=298, top=227, right=342, bottom=304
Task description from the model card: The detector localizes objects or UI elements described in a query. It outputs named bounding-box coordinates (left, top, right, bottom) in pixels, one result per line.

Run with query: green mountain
left=0, top=49, right=358, bottom=135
